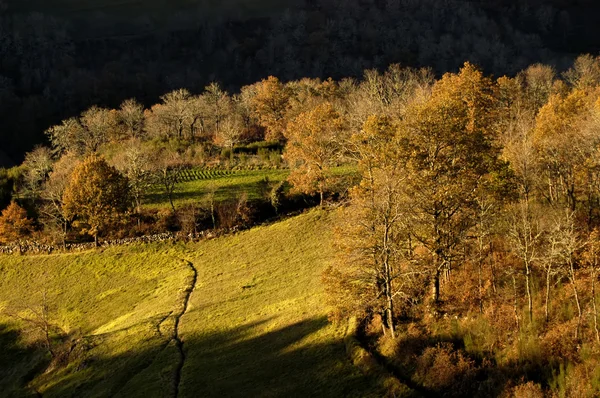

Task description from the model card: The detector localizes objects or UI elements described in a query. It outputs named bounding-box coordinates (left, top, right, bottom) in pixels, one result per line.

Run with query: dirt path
left=172, top=260, right=197, bottom=398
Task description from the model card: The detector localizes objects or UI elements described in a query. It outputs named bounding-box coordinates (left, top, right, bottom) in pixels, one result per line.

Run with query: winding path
left=172, top=260, right=198, bottom=398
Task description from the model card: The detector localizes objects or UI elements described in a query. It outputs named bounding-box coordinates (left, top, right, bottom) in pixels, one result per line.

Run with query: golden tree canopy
left=284, top=102, right=344, bottom=204
left=63, top=155, right=130, bottom=242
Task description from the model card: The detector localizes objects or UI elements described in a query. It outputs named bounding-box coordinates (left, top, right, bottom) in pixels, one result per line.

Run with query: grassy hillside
left=0, top=210, right=379, bottom=397
left=143, top=166, right=357, bottom=210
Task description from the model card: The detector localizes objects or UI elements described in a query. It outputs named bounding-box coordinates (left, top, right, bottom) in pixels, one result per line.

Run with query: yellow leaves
left=284, top=103, right=344, bottom=198
left=62, top=155, right=130, bottom=239
left=250, top=76, right=291, bottom=142
left=533, top=88, right=594, bottom=146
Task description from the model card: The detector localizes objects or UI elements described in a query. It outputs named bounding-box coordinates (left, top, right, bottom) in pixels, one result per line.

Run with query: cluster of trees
left=2, top=0, right=596, bottom=164
left=312, top=57, right=600, bottom=395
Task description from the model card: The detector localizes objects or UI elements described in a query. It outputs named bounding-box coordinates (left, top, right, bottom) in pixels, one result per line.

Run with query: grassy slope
left=144, top=169, right=288, bottom=209
left=144, top=166, right=357, bottom=210
left=0, top=210, right=379, bottom=397
left=0, top=245, right=189, bottom=397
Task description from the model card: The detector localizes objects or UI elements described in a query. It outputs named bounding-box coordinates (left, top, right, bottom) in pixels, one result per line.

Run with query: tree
left=550, top=211, right=585, bottom=341
left=21, top=146, right=53, bottom=200
left=147, top=89, right=195, bottom=140
left=250, top=76, right=290, bottom=142
left=325, top=115, right=413, bottom=338
left=284, top=102, right=344, bottom=206
left=202, top=82, right=231, bottom=137
left=0, top=201, right=33, bottom=244
left=44, top=118, right=85, bottom=155
left=40, top=152, right=78, bottom=247
left=116, top=99, right=145, bottom=139
left=403, top=62, right=501, bottom=303
left=152, top=150, right=185, bottom=213
left=111, top=140, right=153, bottom=213
left=79, top=106, right=115, bottom=151
left=214, top=115, right=243, bottom=150
left=508, top=201, right=545, bottom=324
left=564, top=54, right=600, bottom=90
left=63, top=156, right=130, bottom=246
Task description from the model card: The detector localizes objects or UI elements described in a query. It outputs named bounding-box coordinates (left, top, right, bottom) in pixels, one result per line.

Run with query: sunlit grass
left=0, top=209, right=378, bottom=397
left=143, top=169, right=288, bottom=209
left=143, top=165, right=357, bottom=210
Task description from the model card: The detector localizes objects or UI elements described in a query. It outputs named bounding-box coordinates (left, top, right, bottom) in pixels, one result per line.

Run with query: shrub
left=510, top=381, right=544, bottom=398
left=413, top=343, right=478, bottom=396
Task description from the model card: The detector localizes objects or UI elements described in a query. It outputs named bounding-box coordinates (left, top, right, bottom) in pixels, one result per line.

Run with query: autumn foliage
left=0, top=202, right=33, bottom=244
left=62, top=156, right=130, bottom=245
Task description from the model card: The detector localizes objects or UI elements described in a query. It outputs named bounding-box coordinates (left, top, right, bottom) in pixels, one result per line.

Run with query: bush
left=215, top=193, right=253, bottom=230
left=178, top=203, right=210, bottom=236
left=413, top=343, right=478, bottom=396
left=510, top=381, right=545, bottom=398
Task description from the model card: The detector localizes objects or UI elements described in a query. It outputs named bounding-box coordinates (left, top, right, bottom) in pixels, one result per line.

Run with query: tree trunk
left=545, top=268, right=551, bottom=323
left=569, top=262, right=583, bottom=341
left=525, top=261, right=533, bottom=323
left=384, top=261, right=396, bottom=339
left=490, top=243, right=497, bottom=294
left=431, top=269, right=441, bottom=303
left=592, top=267, right=600, bottom=344
left=512, top=274, right=520, bottom=334
left=94, top=234, right=98, bottom=248
left=210, top=199, right=216, bottom=229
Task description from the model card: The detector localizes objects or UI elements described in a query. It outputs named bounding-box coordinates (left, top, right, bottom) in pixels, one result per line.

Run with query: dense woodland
left=3, top=54, right=600, bottom=395
left=3, top=0, right=600, bottom=163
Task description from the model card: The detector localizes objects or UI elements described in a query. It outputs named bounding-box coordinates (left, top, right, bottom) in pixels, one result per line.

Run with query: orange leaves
left=250, top=76, right=291, bottom=142
left=0, top=201, right=33, bottom=244
left=284, top=102, right=344, bottom=201
left=62, top=155, right=130, bottom=241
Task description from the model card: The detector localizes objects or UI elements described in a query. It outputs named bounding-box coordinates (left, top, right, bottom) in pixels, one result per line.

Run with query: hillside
left=6, top=0, right=302, bottom=38
left=0, top=210, right=379, bottom=397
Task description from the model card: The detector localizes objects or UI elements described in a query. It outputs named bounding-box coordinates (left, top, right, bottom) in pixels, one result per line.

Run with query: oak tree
left=63, top=156, right=130, bottom=246
left=284, top=102, right=344, bottom=205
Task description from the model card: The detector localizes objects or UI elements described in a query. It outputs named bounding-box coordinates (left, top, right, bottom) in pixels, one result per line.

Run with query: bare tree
left=111, top=139, right=153, bottom=213
left=551, top=210, right=585, bottom=341
left=117, top=99, right=145, bottom=139
left=21, top=146, right=53, bottom=200
left=40, top=153, right=78, bottom=247
left=153, top=150, right=185, bottom=213
left=508, top=200, right=544, bottom=324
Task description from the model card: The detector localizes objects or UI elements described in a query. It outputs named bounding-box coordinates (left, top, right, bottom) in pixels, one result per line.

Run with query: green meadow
left=0, top=210, right=380, bottom=397
left=144, top=166, right=357, bottom=210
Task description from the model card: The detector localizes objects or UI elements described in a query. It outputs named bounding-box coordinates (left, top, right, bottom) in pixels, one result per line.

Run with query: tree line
left=1, top=0, right=594, bottom=164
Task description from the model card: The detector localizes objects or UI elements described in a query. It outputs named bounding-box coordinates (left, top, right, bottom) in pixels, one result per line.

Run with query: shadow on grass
left=386, top=332, right=564, bottom=398
left=5, top=318, right=379, bottom=398
left=0, top=323, right=48, bottom=396
left=144, top=179, right=268, bottom=206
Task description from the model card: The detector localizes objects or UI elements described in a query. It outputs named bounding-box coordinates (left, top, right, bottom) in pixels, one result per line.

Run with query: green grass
left=144, top=166, right=357, bottom=210
left=144, top=168, right=288, bottom=209
left=0, top=209, right=380, bottom=397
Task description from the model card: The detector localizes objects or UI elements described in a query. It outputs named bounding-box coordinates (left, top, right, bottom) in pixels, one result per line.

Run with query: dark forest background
left=1, top=0, right=600, bottom=165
